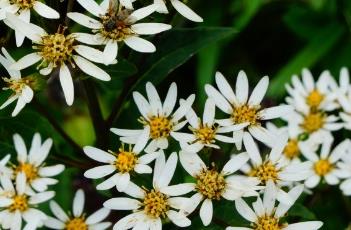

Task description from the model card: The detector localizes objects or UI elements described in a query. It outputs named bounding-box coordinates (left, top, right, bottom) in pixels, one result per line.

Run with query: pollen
left=37, top=26, right=75, bottom=68
left=10, top=0, right=35, bottom=10
left=232, top=104, right=260, bottom=125
left=314, top=159, right=333, bottom=176
left=100, top=13, right=134, bottom=41
left=191, top=124, right=217, bottom=144
left=140, top=116, right=173, bottom=139
left=253, top=215, right=282, bottom=230
left=9, top=195, right=28, bottom=212
left=114, top=146, right=138, bottom=173
left=283, top=139, right=300, bottom=159
left=301, top=112, right=325, bottom=133
left=65, top=217, right=88, bottom=230
left=2, top=77, right=29, bottom=94
left=15, top=163, right=38, bottom=182
left=306, top=90, right=324, bottom=109
left=249, top=161, right=280, bottom=185
left=195, top=168, right=226, bottom=200
left=143, top=189, right=170, bottom=219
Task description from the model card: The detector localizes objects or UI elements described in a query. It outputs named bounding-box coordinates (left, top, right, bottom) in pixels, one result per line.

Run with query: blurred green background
left=1, top=0, right=351, bottom=229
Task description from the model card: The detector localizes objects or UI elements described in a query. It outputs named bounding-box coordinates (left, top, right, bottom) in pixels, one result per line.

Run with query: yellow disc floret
left=10, top=0, right=35, bottom=10
left=100, top=10, right=135, bottom=41
left=232, top=104, right=260, bottom=125
left=253, top=215, right=283, bottom=230
left=306, top=90, right=324, bottom=109
left=249, top=161, right=280, bottom=185
left=195, top=168, right=226, bottom=200
left=191, top=124, right=217, bottom=144
left=301, top=112, right=325, bottom=133
left=113, top=145, right=138, bottom=173
left=9, top=195, right=28, bottom=212
left=15, top=163, right=38, bottom=182
left=65, top=217, right=88, bottom=230
left=283, top=139, right=300, bottom=159
left=143, top=189, right=169, bottom=219
left=140, top=116, right=173, bottom=139
left=314, top=159, right=333, bottom=176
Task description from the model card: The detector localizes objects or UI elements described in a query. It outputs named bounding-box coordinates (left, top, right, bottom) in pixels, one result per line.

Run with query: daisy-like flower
left=335, top=68, right=351, bottom=130
left=104, top=152, right=192, bottom=229
left=227, top=180, right=323, bottom=230
left=153, top=0, right=203, bottom=22
left=172, top=98, right=247, bottom=153
left=285, top=68, right=338, bottom=113
left=0, top=173, right=55, bottom=230
left=67, top=0, right=171, bottom=64
left=111, top=82, right=195, bottom=153
left=0, top=0, right=59, bottom=46
left=242, top=132, right=311, bottom=204
left=179, top=150, right=262, bottom=226
left=5, top=13, right=112, bottom=106
left=0, top=47, right=34, bottom=117
left=299, top=134, right=351, bottom=189
left=337, top=145, right=351, bottom=196
left=45, top=189, right=111, bottom=230
left=205, top=71, right=293, bottom=148
left=83, top=127, right=159, bottom=192
left=9, top=133, right=65, bottom=192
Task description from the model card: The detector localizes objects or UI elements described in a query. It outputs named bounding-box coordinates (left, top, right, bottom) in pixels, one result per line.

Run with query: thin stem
left=64, top=0, right=75, bottom=25
left=82, top=79, right=109, bottom=149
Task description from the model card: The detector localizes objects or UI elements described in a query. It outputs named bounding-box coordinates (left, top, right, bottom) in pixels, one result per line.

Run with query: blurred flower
left=5, top=14, right=112, bottom=105
left=172, top=98, right=247, bottom=153
left=111, top=82, right=195, bottom=153
left=0, top=155, right=12, bottom=178
left=179, top=151, right=261, bottom=226
left=0, top=173, right=55, bottom=230
left=153, top=0, right=203, bottom=22
left=334, top=68, right=351, bottom=130
left=0, top=47, right=34, bottom=117
left=205, top=71, right=293, bottom=149
left=45, top=189, right=111, bottom=230
left=67, top=0, right=171, bottom=64
left=9, top=133, right=65, bottom=192
left=227, top=180, right=323, bottom=230
left=242, top=132, right=311, bottom=205
left=337, top=145, right=351, bottom=196
left=83, top=128, right=159, bottom=192
left=0, top=0, right=59, bottom=46
left=104, top=152, right=192, bottom=229
left=300, top=133, right=350, bottom=189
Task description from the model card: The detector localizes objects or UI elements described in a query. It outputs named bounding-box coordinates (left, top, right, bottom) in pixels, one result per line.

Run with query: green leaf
left=268, top=22, right=344, bottom=98
left=289, top=203, right=317, bottom=220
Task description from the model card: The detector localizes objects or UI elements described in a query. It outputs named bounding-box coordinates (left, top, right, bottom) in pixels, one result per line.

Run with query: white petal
left=126, top=4, right=157, bottom=23
left=170, top=0, right=203, bottom=22
left=102, top=40, right=118, bottom=65
left=73, top=55, right=111, bottom=81
left=167, top=210, right=191, bottom=227
left=67, top=12, right=102, bottom=29
left=38, top=164, right=65, bottom=177
left=236, top=70, right=249, bottom=104
left=235, top=198, right=257, bottom=222
left=84, top=165, right=115, bottom=179
left=205, top=84, right=232, bottom=114
left=243, top=132, right=262, bottom=166
left=73, top=189, right=85, bottom=217
left=163, top=82, right=177, bottom=116
left=282, top=221, right=323, bottom=230
left=59, top=63, right=74, bottom=105
left=86, top=208, right=110, bottom=225
left=50, top=201, right=69, bottom=222
left=179, top=151, right=205, bottom=177
left=11, top=52, right=41, bottom=70
left=124, top=36, right=156, bottom=53
left=76, top=0, right=104, bottom=17
left=103, top=198, right=140, bottom=210
left=259, top=105, right=293, bottom=120
left=131, top=23, right=171, bottom=35
left=72, top=32, right=103, bottom=45
left=200, top=199, right=213, bottom=226
left=155, top=152, right=177, bottom=189
left=160, top=183, right=195, bottom=196
left=33, top=1, right=59, bottom=19
left=83, top=146, right=115, bottom=163
left=13, top=134, right=27, bottom=162
left=248, top=76, right=269, bottom=106
left=222, top=152, right=249, bottom=175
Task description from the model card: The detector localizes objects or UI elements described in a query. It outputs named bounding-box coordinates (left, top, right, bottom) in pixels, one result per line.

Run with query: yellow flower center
left=301, top=112, right=325, bottom=133
left=143, top=189, right=169, bottom=219
left=9, top=0, right=35, bottom=10
left=253, top=215, right=282, bottom=230
left=15, top=163, right=38, bottom=182
left=314, top=159, right=333, bottom=176
left=249, top=161, right=280, bottom=185
left=114, top=150, right=138, bottom=173
left=283, top=139, right=300, bottom=159
left=195, top=168, right=226, bottom=200
left=100, top=12, right=134, bottom=41
left=9, top=195, right=28, bottom=212
left=37, top=27, right=75, bottom=68
left=65, top=217, right=88, bottom=230
left=140, top=116, right=173, bottom=139
left=2, top=77, right=30, bottom=94
left=191, top=124, right=217, bottom=144
left=306, top=90, right=324, bottom=109
left=232, top=104, right=260, bottom=125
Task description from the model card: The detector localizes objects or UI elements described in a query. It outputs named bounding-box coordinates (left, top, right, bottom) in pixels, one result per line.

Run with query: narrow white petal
left=235, top=198, right=257, bottom=222
left=222, top=152, right=249, bottom=175
left=11, top=52, right=41, bottom=70
left=73, top=189, right=85, bottom=217
left=200, top=199, right=213, bottom=226
left=103, top=198, right=140, bottom=210
left=131, top=23, right=171, bottom=35
left=86, top=208, right=110, bottom=225
left=84, top=165, right=115, bottom=179
left=170, top=0, right=203, bottom=22
left=33, top=1, right=59, bottom=19
left=73, top=55, right=111, bottom=81
left=103, top=40, right=118, bottom=65
left=67, top=12, right=102, bottom=29
left=59, top=63, right=74, bottom=106
left=50, top=201, right=69, bottom=222
left=248, top=76, right=269, bottom=106
left=236, top=71, right=249, bottom=104
left=124, top=36, right=156, bottom=53
left=76, top=0, right=104, bottom=17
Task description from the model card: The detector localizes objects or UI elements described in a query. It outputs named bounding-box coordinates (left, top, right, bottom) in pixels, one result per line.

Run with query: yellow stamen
left=314, top=159, right=333, bottom=176
left=195, top=168, right=226, bottom=200
left=253, top=215, right=283, bottom=230
left=283, top=139, right=300, bottom=159
left=232, top=104, right=260, bottom=125
left=249, top=161, right=280, bottom=185
left=191, top=124, right=217, bottom=144
left=113, top=145, right=138, bottom=173
left=2, top=77, right=30, bottom=94
left=100, top=10, right=135, bottom=41
left=301, top=112, right=325, bottom=133
left=65, top=217, right=88, bottom=230
left=9, top=0, right=35, bottom=10
left=9, top=195, right=28, bottom=212
left=306, top=90, right=324, bottom=109
left=140, top=116, right=173, bottom=139
left=15, top=163, right=38, bottom=182
left=143, top=189, right=169, bottom=219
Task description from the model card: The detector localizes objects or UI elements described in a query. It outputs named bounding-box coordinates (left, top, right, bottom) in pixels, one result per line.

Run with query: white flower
left=172, top=98, right=247, bottom=153
left=179, top=150, right=261, bottom=226
left=300, top=133, right=351, bottom=189
left=83, top=127, right=159, bottom=192
left=5, top=13, right=112, bottom=106
left=0, top=0, right=59, bottom=46
left=242, top=132, right=311, bottom=205
left=335, top=68, right=351, bottom=130
left=10, top=133, right=65, bottom=192
left=153, top=0, right=203, bottom=22
left=111, top=82, right=195, bottom=153
left=205, top=71, right=293, bottom=148
left=45, top=189, right=111, bottom=230
left=0, top=47, right=34, bottom=117
left=104, top=152, right=192, bottom=229
left=0, top=173, right=55, bottom=230
left=0, top=155, right=12, bottom=179
left=337, top=146, right=351, bottom=196
left=285, top=68, right=339, bottom=113
left=67, top=0, right=171, bottom=64
left=227, top=180, right=323, bottom=230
